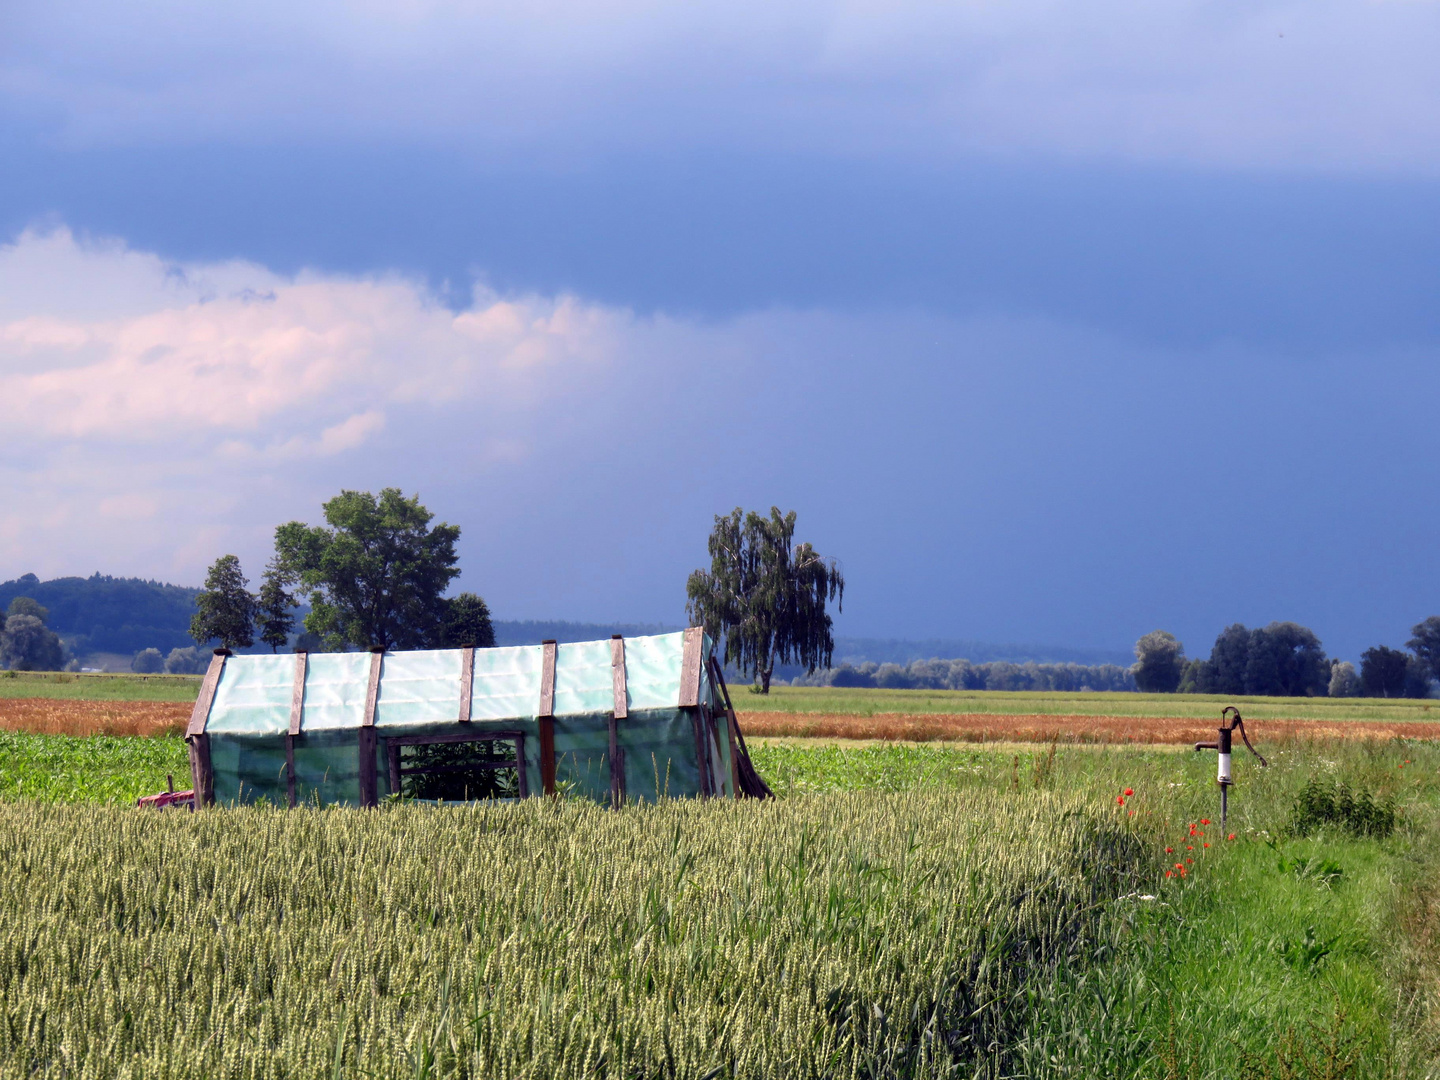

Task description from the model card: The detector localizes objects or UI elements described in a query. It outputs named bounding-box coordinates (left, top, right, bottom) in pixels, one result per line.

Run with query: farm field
left=741, top=685, right=1440, bottom=722
left=0, top=670, right=201, bottom=702
left=0, top=729, right=1438, bottom=1076
left=737, top=710, right=1440, bottom=744
left=8, top=672, right=1440, bottom=727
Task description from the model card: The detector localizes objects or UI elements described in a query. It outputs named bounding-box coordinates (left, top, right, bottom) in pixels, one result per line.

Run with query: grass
left=1, top=728, right=1437, bottom=1076
left=752, top=736, right=1440, bottom=1076
left=738, top=685, right=1440, bottom=722
left=0, top=669, right=200, bottom=701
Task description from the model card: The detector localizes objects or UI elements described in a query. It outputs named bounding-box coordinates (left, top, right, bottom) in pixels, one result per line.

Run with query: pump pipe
left=1194, top=707, right=1267, bottom=825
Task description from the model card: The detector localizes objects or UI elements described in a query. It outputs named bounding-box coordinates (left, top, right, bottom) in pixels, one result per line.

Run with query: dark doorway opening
left=386, top=731, right=527, bottom=801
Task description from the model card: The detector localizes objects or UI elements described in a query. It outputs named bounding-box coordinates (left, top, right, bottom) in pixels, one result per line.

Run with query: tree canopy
left=7, top=597, right=49, bottom=623
left=1408, top=617, right=1440, bottom=684
left=1132, top=630, right=1184, bottom=693
left=441, top=593, right=496, bottom=648
left=1328, top=660, right=1360, bottom=698
left=1360, top=645, right=1409, bottom=697
left=272, top=489, right=462, bottom=651
left=131, top=647, right=165, bottom=674
left=189, top=555, right=257, bottom=651
left=1182, top=622, right=1329, bottom=696
left=686, top=507, right=844, bottom=694
left=0, top=614, right=64, bottom=671
left=255, top=558, right=296, bottom=653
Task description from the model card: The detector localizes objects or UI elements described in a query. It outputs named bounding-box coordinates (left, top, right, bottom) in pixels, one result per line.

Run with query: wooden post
left=188, top=735, right=214, bottom=808
left=724, top=704, right=742, bottom=799
left=678, top=627, right=704, bottom=707
left=538, top=640, right=557, bottom=796
left=458, top=646, right=475, bottom=723
left=185, top=649, right=229, bottom=738
left=514, top=734, right=529, bottom=798
left=286, top=737, right=297, bottom=808
left=288, top=650, right=307, bottom=809
left=691, top=707, right=712, bottom=797
left=359, top=647, right=384, bottom=807
left=681, top=628, right=710, bottom=795
left=185, top=649, right=228, bottom=807
left=610, top=636, right=627, bottom=809
left=358, top=728, right=378, bottom=806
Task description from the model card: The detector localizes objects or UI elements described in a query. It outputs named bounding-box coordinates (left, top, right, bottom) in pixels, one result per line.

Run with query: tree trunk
left=760, top=666, right=772, bottom=694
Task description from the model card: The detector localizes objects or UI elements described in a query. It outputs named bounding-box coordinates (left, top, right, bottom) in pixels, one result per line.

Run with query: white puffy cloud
left=0, top=228, right=634, bottom=580
left=0, top=228, right=623, bottom=445
left=4, top=0, right=1439, bottom=172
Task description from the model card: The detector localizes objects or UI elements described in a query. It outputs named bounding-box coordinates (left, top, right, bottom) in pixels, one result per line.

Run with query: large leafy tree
left=0, top=613, right=64, bottom=671
left=1132, top=630, right=1184, bottom=693
left=190, top=555, right=257, bottom=651
left=2, top=597, right=65, bottom=672
left=1184, top=621, right=1328, bottom=697
left=1360, top=645, right=1409, bottom=698
left=686, top=507, right=844, bottom=694
left=1243, top=622, right=1329, bottom=697
left=272, top=489, right=461, bottom=651
left=1408, top=617, right=1440, bottom=683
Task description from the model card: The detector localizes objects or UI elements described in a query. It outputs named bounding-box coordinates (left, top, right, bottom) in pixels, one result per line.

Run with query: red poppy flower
left=1165, top=847, right=1173, bottom=853
left=1117, top=795, right=1125, bottom=806
left=1124, top=788, right=1134, bottom=796
left=1186, top=845, right=1193, bottom=851
left=1227, top=833, right=1235, bottom=841
left=1175, top=863, right=1183, bottom=869
left=1203, top=842, right=1209, bottom=848
left=1185, top=859, right=1193, bottom=865
left=1200, top=819, right=1210, bottom=825
left=1166, top=870, right=1174, bottom=878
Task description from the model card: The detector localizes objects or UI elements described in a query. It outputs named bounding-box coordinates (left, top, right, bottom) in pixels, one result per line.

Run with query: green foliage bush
left=1290, top=777, right=1397, bottom=838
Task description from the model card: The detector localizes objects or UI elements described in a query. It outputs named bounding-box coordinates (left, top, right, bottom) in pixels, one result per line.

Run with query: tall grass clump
left=0, top=791, right=1147, bottom=1079
left=1290, top=777, right=1398, bottom=839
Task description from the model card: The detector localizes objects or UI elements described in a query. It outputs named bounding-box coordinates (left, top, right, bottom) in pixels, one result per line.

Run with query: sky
left=2, top=0, right=1439, bottom=664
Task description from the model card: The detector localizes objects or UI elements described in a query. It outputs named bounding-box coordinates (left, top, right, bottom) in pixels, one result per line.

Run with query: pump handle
left=1221, top=707, right=1268, bottom=767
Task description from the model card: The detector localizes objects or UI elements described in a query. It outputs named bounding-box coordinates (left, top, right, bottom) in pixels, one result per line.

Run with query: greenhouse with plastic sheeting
left=183, top=628, right=771, bottom=808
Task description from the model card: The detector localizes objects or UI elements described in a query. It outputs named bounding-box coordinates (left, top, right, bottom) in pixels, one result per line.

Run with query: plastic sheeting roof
left=202, top=632, right=705, bottom=737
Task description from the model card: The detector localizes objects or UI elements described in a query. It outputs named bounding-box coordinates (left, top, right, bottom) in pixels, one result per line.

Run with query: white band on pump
left=1218, top=752, right=1232, bottom=784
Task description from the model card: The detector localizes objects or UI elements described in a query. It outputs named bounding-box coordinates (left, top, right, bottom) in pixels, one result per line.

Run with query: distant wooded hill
left=0, top=573, right=1131, bottom=669
left=0, top=573, right=202, bottom=656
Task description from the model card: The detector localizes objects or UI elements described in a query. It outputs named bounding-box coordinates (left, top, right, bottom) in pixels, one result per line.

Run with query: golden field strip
left=3, top=695, right=1439, bottom=744
left=737, top=710, right=1440, bottom=744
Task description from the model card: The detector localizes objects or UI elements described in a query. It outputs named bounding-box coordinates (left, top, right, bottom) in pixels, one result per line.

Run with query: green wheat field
left=0, top=724, right=1437, bottom=1078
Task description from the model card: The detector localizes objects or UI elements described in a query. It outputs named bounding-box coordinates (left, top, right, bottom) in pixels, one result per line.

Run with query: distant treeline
left=0, top=573, right=200, bottom=656
left=790, top=658, right=1136, bottom=693
left=827, top=637, right=1133, bottom=668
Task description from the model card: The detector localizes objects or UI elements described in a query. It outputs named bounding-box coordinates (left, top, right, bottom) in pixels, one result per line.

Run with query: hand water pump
left=1193, top=706, right=1267, bottom=825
